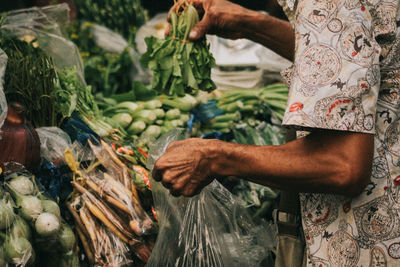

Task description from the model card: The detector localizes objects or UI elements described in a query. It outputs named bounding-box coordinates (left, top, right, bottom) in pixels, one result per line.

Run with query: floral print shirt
left=277, top=0, right=400, bottom=266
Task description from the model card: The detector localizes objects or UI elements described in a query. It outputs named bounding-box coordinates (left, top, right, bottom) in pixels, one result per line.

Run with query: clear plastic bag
left=36, top=127, right=72, bottom=164
left=146, top=129, right=276, bottom=267
left=0, top=49, right=8, bottom=138
left=1, top=4, right=85, bottom=82
left=65, top=140, right=154, bottom=266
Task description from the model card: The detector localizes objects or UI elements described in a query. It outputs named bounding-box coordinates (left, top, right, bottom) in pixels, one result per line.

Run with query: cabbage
left=41, top=200, right=61, bottom=219
left=5, top=184, right=43, bottom=222
left=35, top=213, right=60, bottom=237
left=58, top=224, right=76, bottom=253
left=0, top=247, right=6, bottom=267
left=8, top=216, right=32, bottom=240
left=0, top=199, right=16, bottom=230
left=8, top=176, right=35, bottom=196
left=5, top=237, right=35, bottom=266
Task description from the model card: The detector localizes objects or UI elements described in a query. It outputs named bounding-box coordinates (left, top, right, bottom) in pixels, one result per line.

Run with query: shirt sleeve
left=280, top=0, right=395, bottom=133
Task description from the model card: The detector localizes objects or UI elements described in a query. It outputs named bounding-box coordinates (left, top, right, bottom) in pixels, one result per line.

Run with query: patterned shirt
left=277, top=0, right=400, bottom=266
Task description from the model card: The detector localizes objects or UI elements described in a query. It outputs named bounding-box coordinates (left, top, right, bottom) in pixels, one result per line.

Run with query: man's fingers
left=189, top=14, right=212, bottom=41
left=152, top=159, right=165, bottom=181
left=165, top=23, right=171, bottom=37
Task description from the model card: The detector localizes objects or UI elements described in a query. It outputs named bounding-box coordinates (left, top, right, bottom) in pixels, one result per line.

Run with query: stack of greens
left=98, top=92, right=199, bottom=140
left=56, top=66, right=118, bottom=139
left=73, top=0, right=148, bottom=44
left=140, top=0, right=216, bottom=96
left=196, top=83, right=289, bottom=135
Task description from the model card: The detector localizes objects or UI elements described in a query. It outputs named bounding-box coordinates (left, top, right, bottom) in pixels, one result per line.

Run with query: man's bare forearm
left=236, top=10, right=294, bottom=60
left=189, top=0, right=295, bottom=60
left=209, top=131, right=374, bottom=196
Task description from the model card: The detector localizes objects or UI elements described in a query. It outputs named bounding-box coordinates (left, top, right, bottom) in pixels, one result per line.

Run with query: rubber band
left=171, top=36, right=192, bottom=44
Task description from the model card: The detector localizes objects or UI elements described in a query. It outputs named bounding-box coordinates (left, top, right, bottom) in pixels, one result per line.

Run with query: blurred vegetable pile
left=192, top=83, right=288, bottom=136
left=73, top=0, right=148, bottom=43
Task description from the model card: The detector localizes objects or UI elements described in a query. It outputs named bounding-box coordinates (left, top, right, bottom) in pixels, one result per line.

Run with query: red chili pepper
left=289, top=102, right=304, bottom=112
left=133, top=165, right=151, bottom=189
left=394, top=176, right=400, bottom=186
left=138, top=147, right=148, bottom=158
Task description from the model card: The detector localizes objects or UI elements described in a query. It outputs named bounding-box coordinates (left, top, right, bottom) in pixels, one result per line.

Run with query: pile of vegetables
left=141, top=0, right=216, bottom=96
left=194, top=83, right=289, bottom=135
left=69, top=22, right=147, bottom=97
left=73, top=0, right=148, bottom=43
left=0, top=171, right=78, bottom=266
left=64, top=140, right=156, bottom=266
left=98, top=92, right=200, bottom=141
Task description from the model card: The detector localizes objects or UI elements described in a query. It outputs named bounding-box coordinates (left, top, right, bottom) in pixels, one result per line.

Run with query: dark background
left=0, top=0, right=286, bottom=20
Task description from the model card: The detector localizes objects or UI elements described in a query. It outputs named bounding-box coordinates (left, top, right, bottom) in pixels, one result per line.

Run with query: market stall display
left=0, top=2, right=290, bottom=266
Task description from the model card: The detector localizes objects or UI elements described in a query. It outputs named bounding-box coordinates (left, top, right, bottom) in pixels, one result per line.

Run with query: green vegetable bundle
left=1, top=36, right=59, bottom=128
left=141, top=0, right=216, bottom=96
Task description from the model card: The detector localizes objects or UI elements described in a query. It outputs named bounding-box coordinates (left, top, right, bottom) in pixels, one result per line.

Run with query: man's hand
left=152, top=131, right=374, bottom=198
left=188, top=0, right=249, bottom=41
left=152, top=138, right=219, bottom=197
left=166, top=0, right=295, bottom=60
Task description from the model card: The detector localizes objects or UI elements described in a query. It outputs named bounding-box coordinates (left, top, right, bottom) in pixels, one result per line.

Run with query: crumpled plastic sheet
left=0, top=49, right=7, bottom=139
left=146, top=129, right=276, bottom=267
left=36, top=127, right=72, bottom=164
left=1, top=3, right=85, bottom=83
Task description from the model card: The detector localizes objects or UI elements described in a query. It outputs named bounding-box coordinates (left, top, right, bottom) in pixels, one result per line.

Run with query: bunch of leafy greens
left=55, top=67, right=117, bottom=138
left=1, top=35, right=60, bottom=128
left=140, top=1, right=216, bottom=96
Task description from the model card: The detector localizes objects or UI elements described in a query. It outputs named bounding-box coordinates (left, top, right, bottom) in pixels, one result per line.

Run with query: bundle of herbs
left=140, top=0, right=216, bottom=96
left=1, top=35, right=60, bottom=128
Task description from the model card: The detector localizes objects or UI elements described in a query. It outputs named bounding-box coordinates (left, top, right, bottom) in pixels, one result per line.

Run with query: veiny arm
left=152, top=131, right=374, bottom=197
left=186, top=0, right=295, bottom=60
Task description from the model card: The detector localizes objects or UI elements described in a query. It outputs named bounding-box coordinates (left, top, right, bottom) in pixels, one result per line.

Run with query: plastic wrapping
left=65, top=140, right=154, bottom=266
left=146, top=129, right=276, bottom=267
left=36, top=127, right=72, bottom=164
left=0, top=49, right=8, bottom=138
left=1, top=4, right=85, bottom=82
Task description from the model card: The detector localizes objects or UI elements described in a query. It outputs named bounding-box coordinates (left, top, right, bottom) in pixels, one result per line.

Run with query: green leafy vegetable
left=140, top=1, right=216, bottom=96
left=1, top=36, right=59, bottom=127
